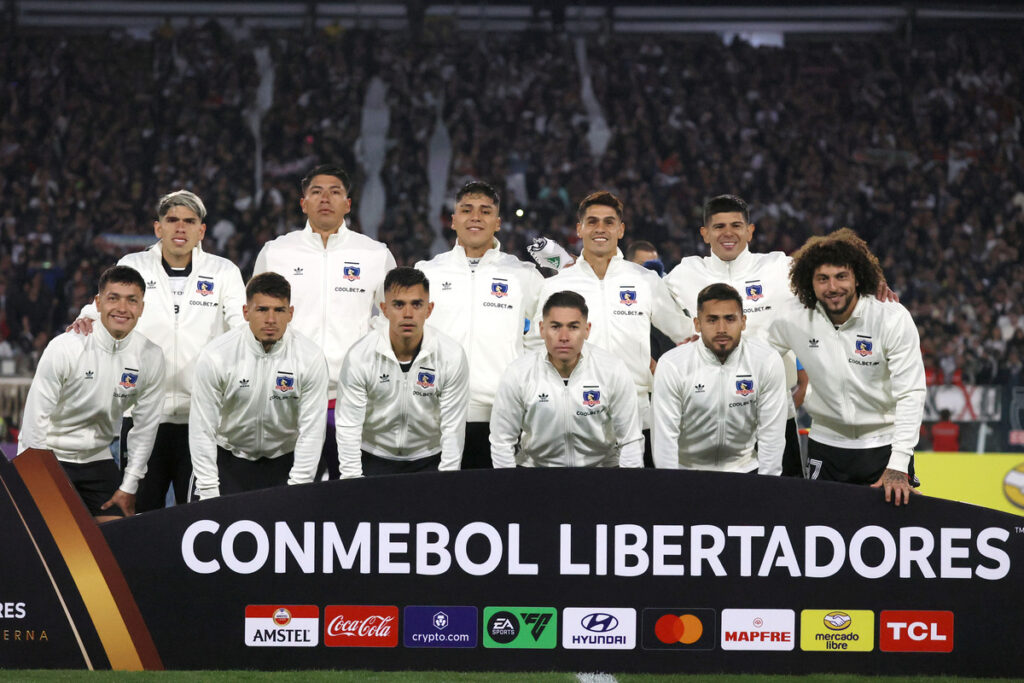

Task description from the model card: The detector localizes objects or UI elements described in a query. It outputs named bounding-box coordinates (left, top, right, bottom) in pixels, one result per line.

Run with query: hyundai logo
left=581, top=613, right=619, bottom=633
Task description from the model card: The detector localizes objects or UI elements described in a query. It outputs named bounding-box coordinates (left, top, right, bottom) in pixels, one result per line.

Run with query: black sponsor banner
left=0, top=456, right=108, bottom=669
left=96, top=469, right=1024, bottom=675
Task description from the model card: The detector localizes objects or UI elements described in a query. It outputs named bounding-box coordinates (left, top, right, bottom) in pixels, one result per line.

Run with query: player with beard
left=652, top=283, right=787, bottom=474
left=768, top=229, right=926, bottom=505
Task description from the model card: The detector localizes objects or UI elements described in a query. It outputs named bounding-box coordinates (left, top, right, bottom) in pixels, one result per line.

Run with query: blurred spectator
left=931, top=409, right=961, bottom=452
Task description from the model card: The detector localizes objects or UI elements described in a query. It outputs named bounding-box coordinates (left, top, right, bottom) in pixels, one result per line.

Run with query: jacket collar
left=374, top=325, right=438, bottom=364
left=706, top=247, right=753, bottom=277
left=303, top=220, right=350, bottom=248
left=147, top=241, right=205, bottom=269
left=577, top=249, right=625, bottom=278
left=544, top=342, right=592, bottom=379
left=92, top=319, right=135, bottom=353
left=695, top=336, right=743, bottom=367
left=814, top=294, right=871, bottom=329
left=452, top=238, right=501, bottom=265
left=242, top=326, right=291, bottom=357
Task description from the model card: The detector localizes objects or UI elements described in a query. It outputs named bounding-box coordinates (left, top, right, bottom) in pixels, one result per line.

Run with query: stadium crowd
left=1, top=20, right=1023, bottom=439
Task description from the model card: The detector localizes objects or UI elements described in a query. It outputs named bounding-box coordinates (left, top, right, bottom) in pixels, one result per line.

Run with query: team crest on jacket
left=735, top=379, right=754, bottom=396
left=619, top=288, right=637, bottom=306
left=582, top=389, right=601, bottom=406
left=119, top=370, right=139, bottom=389
left=855, top=338, right=873, bottom=356
left=197, top=279, right=214, bottom=296
left=490, top=280, right=509, bottom=298
left=275, top=374, right=295, bottom=392
left=343, top=263, right=361, bottom=281
left=745, top=282, right=763, bottom=301
left=417, top=371, right=436, bottom=388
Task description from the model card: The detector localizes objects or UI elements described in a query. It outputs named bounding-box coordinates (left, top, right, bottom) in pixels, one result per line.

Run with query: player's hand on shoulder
left=67, top=317, right=94, bottom=335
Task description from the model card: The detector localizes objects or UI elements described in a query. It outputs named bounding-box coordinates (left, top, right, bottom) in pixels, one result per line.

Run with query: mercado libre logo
left=800, top=610, right=874, bottom=652
left=641, top=608, right=716, bottom=651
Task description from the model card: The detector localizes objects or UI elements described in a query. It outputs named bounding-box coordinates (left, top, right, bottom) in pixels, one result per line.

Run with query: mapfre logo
left=324, top=605, right=398, bottom=647
left=880, top=611, right=954, bottom=653
left=721, top=609, right=794, bottom=651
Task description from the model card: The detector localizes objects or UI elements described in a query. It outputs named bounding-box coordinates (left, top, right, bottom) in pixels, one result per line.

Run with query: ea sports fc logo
left=1003, top=463, right=1024, bottom=510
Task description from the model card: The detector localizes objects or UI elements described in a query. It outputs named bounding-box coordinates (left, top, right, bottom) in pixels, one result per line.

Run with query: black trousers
left=462, top=422, right=493, bottom=469
left=780, top=418, right=804, bottom=478
left=361, top=451, right=442, bottom=476
left=216, top=447, right=295, bottom=496
left=60, top=459, right=123, bottom=517
left=120, top=419, right=192, bottom=512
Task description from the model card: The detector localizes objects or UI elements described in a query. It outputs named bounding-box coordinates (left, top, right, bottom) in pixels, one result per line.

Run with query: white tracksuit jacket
left=665, top=247, right=799, bottom=416
left=189, top=326, right=328, bottom=499
left=79, top=243, right=246, bottom=422
left=18, top=324, right=165, bottom=494
left=532, top=253, right=692, bottom=425
left=767, top=295, right=926, bottom=473
left=415, top=242, right=544, bottom=422
left=651, top=337, right=787, bottom=474
left=665, top=247, right=792, bottom=339
left=335, top=326, right=470, bottom=478
left=489, top=342, right=643, bottom=468
left=253, top=221, right=397, bottom=396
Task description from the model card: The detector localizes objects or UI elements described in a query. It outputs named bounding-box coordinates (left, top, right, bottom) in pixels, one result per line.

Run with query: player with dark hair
left=415, top=180, right=543, bottom=469
left=70, top=189, right=246, bottom=511
left=189, top=272, right=328, bottom=500
left=20, top=266, right=165, bottom=521
left=253, top=164, right=397, bottom=480
left=768, top=228, right=926, bottom=505
left=491, top=290, right=642, bottom=468
left=335, top=267, right=469, bottom=477
left=652, top=283, right=787, bottom=474
left=533, top=191, right=692, bottom=461
left=664, top=194, right=810, bottom=477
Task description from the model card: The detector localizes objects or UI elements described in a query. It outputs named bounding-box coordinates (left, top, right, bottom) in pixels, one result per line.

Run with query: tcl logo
left=879, top=611, right=953, bottom=652
left=324, top=605, right=398, bottom=647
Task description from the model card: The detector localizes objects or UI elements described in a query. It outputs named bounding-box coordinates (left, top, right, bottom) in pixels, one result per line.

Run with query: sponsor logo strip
left=483, top=606, right=557, bottom=649
left=403, top=606, right=477, bottom=648
left=563, top=608, right=636, bottom=650
left=720, top=609, right=795, bottom=651
left=800, top=609, right=874, bottom=652
left=880, top=610, right=954, bottom=653
left=244, top=605, right=318, bottom=647
left=324, top=605, right=398, bottom=647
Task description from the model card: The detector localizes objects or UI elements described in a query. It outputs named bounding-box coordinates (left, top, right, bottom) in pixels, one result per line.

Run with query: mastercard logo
left=655, top=614, right=704, bottom=645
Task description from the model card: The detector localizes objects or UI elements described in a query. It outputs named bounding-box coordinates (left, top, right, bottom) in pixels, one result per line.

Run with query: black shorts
left=807, top=439, right=917, bottom=486
left=59, top=459, right=124, bottom=517
left=361, top=451, right=442, bottom=476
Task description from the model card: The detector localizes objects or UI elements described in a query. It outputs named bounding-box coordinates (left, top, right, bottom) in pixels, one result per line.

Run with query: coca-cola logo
left=324, top=605, right=399, bottom=648
left=327, top=614, right=395, bottom=637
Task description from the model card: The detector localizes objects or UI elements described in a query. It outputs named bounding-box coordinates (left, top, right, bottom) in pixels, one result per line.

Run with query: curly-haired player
left=769, top=228, right=926, bottom=506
